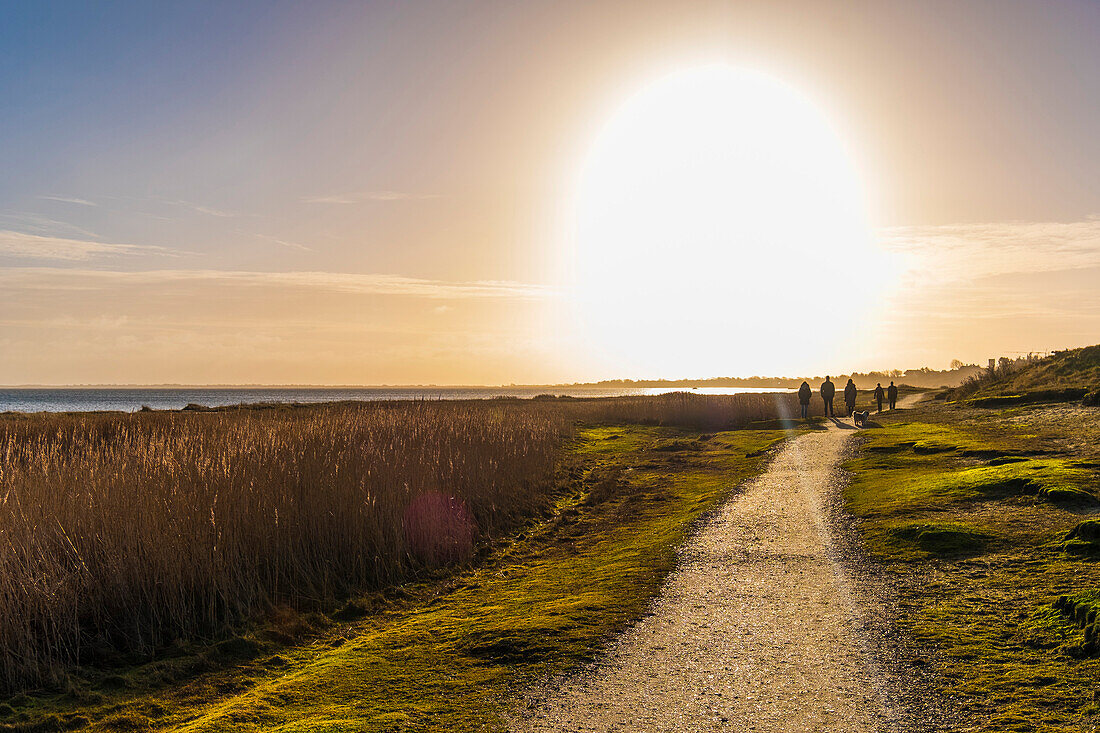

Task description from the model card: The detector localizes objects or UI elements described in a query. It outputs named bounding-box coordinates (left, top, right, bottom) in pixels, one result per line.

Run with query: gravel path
left=516, top=410, right=920, bottom=732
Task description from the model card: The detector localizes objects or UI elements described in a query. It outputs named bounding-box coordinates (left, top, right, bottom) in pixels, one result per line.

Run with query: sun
left=571, top=65, right=887, bottom=377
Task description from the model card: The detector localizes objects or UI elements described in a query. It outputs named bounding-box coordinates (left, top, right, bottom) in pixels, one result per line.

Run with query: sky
left=1, top=0, right=1098, bottom=385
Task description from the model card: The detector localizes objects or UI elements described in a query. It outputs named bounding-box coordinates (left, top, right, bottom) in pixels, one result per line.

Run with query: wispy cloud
left=879, top=219, right=1100, bottom=281
left=97, top=195, right=239, bottom=218
left=0, top=268, right=552, bottom=299
left=867, top=219, right=1100, bottom=357
left=0, top=212, right=102, bottom=240
left=242, top=231, right=313, bottom=252
left=301, top=191, right=438, bottom=204
left=887, top=277, right=1100, bottom=320
left=38, top=195, right=98, bottom=207
left=154, top=198, right=236, bottom=217
left=0, top=232, right=180, bottom=261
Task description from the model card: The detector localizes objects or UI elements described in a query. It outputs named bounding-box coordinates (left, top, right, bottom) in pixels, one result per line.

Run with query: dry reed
left=0, top=392, right=814, bottom=690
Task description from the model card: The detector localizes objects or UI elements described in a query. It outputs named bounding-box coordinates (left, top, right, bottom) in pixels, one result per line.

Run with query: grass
left=0, top=423, right=791, bottom=731
left=889, top=522, right=992, bottom=556
left=964, top=389, right=1089, bottom=408
left=844, top=402, right=1100, bottom=731
left=1062, top=520, right=1100, bottom=557
left=950, top=344, right=1100, bottom=400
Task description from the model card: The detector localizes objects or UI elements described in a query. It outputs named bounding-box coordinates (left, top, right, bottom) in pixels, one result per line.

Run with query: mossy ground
left=845, top=400, right=1100, bottom=731
left=0, top=424, right=789, bottom=732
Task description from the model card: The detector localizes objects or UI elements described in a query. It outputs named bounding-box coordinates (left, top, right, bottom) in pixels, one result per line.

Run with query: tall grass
left=0, top=392, right=812, bottom=690
left=587, top=390, right=813, bottom=429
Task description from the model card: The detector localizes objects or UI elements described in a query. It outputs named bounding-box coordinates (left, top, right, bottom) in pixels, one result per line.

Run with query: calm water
left=0, top=386, right=792, bottom=414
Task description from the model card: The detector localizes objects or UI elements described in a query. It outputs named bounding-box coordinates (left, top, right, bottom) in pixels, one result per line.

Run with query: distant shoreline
left=0, top=370, right=973, bottom=391
left=0, top=385, right=795, bottom=415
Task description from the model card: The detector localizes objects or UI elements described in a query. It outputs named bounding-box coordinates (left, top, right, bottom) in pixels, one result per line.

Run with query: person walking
left=874, top=382, right=885, bottom=413
left=888, top=381, right=898, bottom=410
left=843, top=378, right=857, bottom=417
left=820, top=376, right=835, bottom=417
left=798, top=381, right=812, bottom=419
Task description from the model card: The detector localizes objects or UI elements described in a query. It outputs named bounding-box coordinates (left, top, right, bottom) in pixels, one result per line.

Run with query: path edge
left=820, top=431, right=960, bottom=732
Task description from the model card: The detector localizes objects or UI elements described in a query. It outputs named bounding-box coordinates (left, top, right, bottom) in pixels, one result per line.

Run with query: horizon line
left=0, top=368, right=977, bottom=390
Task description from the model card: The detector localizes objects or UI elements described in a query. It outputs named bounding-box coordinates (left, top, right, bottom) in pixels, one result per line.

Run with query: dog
left=853, top=410, right=870, bottom=428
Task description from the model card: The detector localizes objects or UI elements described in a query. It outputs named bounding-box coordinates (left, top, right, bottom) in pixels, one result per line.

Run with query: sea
left=0, top=386, right=793, bottom=414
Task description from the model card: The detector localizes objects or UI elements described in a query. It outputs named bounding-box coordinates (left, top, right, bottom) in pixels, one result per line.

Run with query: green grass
left=845, top=408, right=1100, bottom=731
left=0, top=424, right=789, bottom=732
left=889, top=522, right=991, bottom=556
left=848, top=421, right=1095, bottom=521
left=1062, top=520, right=1100, bottom=557
left=964, top=389, right=1089, bottom=408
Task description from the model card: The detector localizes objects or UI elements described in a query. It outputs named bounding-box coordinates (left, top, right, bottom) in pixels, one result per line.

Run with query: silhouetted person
left=874, top=382, right=885, bottom=413
left=843, top=378, right=857, bottom=417
left=798, top=381, right=812, bottom=419
left=820, top=376, right=835, bottom=417
left=888, top=381, right=898, bottom=410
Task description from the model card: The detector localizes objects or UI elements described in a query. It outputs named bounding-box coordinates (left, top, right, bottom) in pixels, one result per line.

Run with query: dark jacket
left=874, top=385, right=885, bottom=401
left=844, top=381, right=857, bottom=404
left=821, top=380, right=835, bottom=400
left=798, top=382, right=812, bottom=405
left=888, top=384, right=898, bottom=400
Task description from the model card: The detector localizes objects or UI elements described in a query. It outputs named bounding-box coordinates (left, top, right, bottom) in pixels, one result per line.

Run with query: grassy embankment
left=0, top=394, right=808, bottom=731
left=950, top=344, right=1100, bottom=405
left=844, top=346, right=1100, bottom=732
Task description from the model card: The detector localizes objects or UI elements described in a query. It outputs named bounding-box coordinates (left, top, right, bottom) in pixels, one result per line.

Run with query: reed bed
left=585, top=390, right=813, bottom=429
left=0, top=392, right=812, bottom=690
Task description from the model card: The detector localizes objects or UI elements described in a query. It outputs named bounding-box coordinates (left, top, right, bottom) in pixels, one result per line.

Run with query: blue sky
left=1, top=1, right=1098, bottom=384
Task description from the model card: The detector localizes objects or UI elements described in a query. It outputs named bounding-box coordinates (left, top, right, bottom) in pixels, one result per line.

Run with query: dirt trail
left=516, top=402, right=922, bottom=732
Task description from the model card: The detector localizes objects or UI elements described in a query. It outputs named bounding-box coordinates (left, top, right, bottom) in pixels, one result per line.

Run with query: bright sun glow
left=572, top=66, right=888, bottom=377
